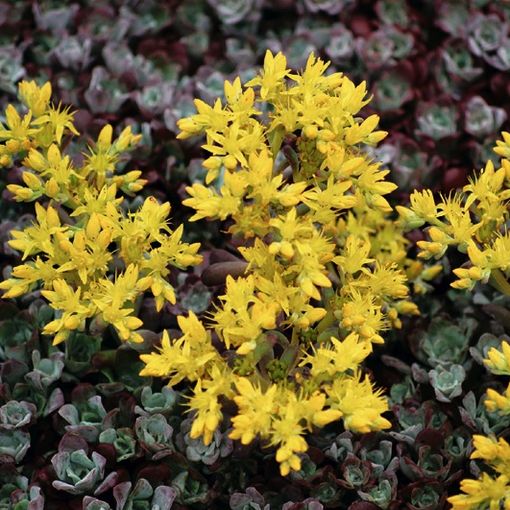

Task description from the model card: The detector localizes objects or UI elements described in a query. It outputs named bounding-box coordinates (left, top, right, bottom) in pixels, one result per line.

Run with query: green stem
left=490, top=269, right=510, bottom=296
left=316, top=310, right=335, bottom=334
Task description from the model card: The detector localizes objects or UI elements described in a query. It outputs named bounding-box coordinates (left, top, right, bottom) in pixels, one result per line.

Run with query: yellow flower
left=326, top=373, right=391, bottom=433
left=188, top=379, right=224, bottom=446
left=299, top=333, right=371, bottom=377
left=408, top=189, right=441, bottom=221
left=484, top=341, right=510, bottom=375
left=31, top=103, right=79, bottom=144
left=18, top=80, right=51, bottom=117
left=229, top=378, right=277, bottom=444
left=245, top=50, right=290, bottom=100
left=485, top=385, right=510, bottom=415
left=448, top=473, right=510, bottom=510
left=0, top=105, right=38, bottom=141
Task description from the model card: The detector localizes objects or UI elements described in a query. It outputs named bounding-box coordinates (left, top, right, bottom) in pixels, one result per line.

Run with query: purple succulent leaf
left=32, top=2, right=79, bottom=32
left=399, top=455, right=424, bottom=481
left=355, top=31, right=397, bottom=70
left=82, top=496, right=112, bottom=510
left=0, top=359, right=29, bottom=387
left=137, top=386, right=178, bottom=415
left=58, top=432, right=89, bottom=453
left=113, top=481, right=132, bottom=509
left=44, top=387, right=65, bottom=416
left=94, top=471, right=121, bottom=496
left=163, top=91, right=198, bottom=132
left=58, top=404, right=80, bottom=426
left=282, top=499, right=323, bottom=510
left=348, top=503, right=380, bottom=510
left=129, top=477, right=154, bottom=499
left=357, top=478, right=395, bottom=510
left=123, top=3, right=173, bottom=36
left=389, top=425, right=423, bottom=445
left=152, top=486, right=178, bottom=510
left=225, top=38, right=256, bottom=66
left=381, top=355, right=412, bottom=374
left=411, top=363, right=429, bottom=383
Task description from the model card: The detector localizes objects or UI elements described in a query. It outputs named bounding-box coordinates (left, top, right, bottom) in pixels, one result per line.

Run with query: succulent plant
left=0, top=400, right=36, bottom=429
left=0, top=315, right=35, bottom=364
left=51, top=436, right=107, bottom=495
left=411, top=317, right=475, bottom=367
left=405, top=482, right=445, bottom=510
left=358, top=478, right=395, bottom=509
left=428, top=364, right=466, bottom=402
left=207, top=0, right=263, bottom=26
left=52, top=35, right=92, bottom=71
left=460, top=390, right=510, bottom=435
left=84, top=67, right=129, bottom=114
left=24, top=351, right=64, bottom=391
left=99, top=427, right=136, bottom=462
left=58, top=388, right=107, bottom=442
left=230, top=487, right=270, bottom=510
left=324, top=431, right=354, bottom=462
left=135, top=386, right=178, bottom=416
left=0, top=44, right=25, bottom=94
left=113, top=479, right=177, bottom=510
left=64, top=331, right=102, bottom=374
left=134, top=413, right=174, bottom=459
left=1, top=483, right=45, bottom=510
left=171, top=470, right=209, bottom=506
left=416, top=103, right=459, bottom=141
left=464, top=96, right=507, bottom=138
left=0, top=429, right=30, bottom=463
left=372, top=69, right=413, bottom=112
left=300, top=0, right=352, bottom=15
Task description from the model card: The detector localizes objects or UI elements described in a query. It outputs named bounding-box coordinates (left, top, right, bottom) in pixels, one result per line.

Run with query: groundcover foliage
left=2, top=1, right=510, bottom=509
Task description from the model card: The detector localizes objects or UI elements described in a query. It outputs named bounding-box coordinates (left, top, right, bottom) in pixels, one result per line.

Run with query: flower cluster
left=397, top=133, right=510, bottom=508
left=448, top=338, right=510, bottom=509
left=399, top=132, right=510, bottom=296
left=140, top=51, right=429, bottom=475
left=0, top=81, right=202, bottom=344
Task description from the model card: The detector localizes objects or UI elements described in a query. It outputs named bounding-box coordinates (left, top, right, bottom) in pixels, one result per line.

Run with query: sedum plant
left=399, top=134, right=510, bottom=508
left=140, top=51, right=429, bottom=476
left=0, top=81, right=202, bottom=344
